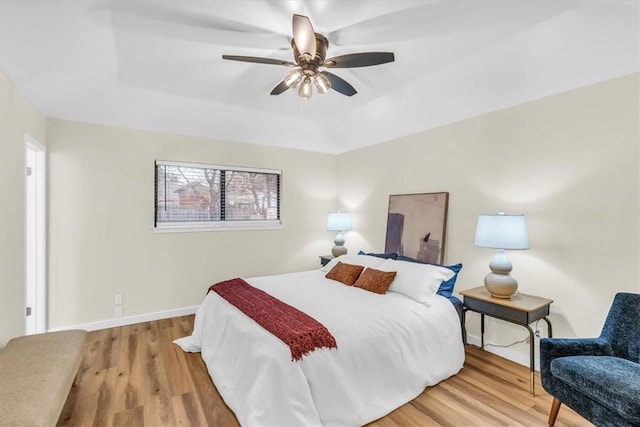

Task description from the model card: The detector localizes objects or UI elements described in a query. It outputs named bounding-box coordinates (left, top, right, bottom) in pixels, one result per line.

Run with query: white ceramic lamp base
left=484, top=249, right=518, bottom=298
left=331, top=232, right=347, bottom=257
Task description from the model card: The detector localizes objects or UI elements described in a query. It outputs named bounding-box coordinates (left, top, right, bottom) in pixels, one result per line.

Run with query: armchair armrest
left=541, top=337, right=613, bottom=359
left=540, top=337, right=613, bottom=388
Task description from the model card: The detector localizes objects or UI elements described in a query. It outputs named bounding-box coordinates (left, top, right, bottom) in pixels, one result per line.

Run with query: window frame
left=154, top=160, right=282, bottom=233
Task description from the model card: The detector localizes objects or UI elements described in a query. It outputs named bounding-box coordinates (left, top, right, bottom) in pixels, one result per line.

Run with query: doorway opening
left=25, top=135, right=46, bottom=334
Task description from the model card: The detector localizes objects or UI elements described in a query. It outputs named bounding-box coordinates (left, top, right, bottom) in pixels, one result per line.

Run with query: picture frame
left=384, top=192, right=449, bottom=265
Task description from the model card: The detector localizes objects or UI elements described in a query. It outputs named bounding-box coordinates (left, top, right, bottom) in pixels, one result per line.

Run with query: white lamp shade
left=327, top=212, right=352, bottom=231
left=474, top=213, right=529, bottom=250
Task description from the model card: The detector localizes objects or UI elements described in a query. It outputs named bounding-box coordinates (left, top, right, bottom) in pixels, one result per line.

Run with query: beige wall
left=46, top=120, right=336, bottom=329
left=2, top=70, right=638, bottom=368
left=337, top=73, right=639, bottom=363
left=0, top=72, right=47, bottom=345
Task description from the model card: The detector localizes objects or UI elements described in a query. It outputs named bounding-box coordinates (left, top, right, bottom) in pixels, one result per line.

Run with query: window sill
left=153, top=221, right=283, bottom=233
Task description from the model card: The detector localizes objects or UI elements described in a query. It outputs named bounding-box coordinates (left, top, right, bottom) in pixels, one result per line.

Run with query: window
left=154, top=160, right=281, bottom=231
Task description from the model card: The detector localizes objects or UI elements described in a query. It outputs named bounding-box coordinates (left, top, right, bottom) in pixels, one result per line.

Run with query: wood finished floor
left=57, top=315, right=592, bottom=427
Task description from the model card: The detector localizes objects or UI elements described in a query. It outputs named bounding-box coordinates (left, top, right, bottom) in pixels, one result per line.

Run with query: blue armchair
left=540, top=292, right=640, bottom=427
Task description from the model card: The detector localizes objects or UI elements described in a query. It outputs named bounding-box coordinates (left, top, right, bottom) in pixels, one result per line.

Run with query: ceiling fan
left=222, top=14, right=395, bottom=99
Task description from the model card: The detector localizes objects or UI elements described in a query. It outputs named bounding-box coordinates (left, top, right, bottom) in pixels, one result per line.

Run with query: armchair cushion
left=551, top=356, right=640, bottom=425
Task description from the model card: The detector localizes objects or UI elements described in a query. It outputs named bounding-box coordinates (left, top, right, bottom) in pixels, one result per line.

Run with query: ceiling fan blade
left=320, top=71, right=357, bottom=97
left=222, top=55, right=296, bottom=66
left=270, top=80, right=290, bottom=95
left=324, top=52, right=395, bottom=68
left=292, top=14, right=317, bottom=60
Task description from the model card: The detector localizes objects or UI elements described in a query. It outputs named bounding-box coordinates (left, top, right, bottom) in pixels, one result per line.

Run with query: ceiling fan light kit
left=223, top=14, right=395, bottom=100
left=284, top=69, right=303, bottom=87
left=314, top=73, right=331, bottom=94
left=299, top=76, right=313, bottom=99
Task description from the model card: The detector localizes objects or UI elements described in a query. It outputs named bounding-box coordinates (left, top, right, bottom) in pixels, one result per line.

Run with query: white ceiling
left=1, top=1, right=638, bottom=154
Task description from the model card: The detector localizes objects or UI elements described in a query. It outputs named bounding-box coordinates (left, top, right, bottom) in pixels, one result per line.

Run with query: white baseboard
left=48, top=305, right=199, bottom=332
left=466, top=333, right=541, bottom=372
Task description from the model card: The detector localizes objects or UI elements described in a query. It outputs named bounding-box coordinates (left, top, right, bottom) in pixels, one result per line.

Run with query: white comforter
left=175, top=270, right=464, bottom=427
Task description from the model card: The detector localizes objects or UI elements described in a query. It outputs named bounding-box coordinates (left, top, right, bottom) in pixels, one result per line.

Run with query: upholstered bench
left=0, top=330, right=87, bottom=427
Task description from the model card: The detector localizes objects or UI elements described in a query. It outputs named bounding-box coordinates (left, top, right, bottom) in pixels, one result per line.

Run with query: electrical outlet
left=535, top=330, right=541, bottom=338
left=114, top=294, right=123, bottom=305
left=114, top=305, right=123, bottom=318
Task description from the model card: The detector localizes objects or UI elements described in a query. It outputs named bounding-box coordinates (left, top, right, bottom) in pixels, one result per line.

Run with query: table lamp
left=474, top=212, right=529, bottom=298
left=327, top=212, right=352, bottom=256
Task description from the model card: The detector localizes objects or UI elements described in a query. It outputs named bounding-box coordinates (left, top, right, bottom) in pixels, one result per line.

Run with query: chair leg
left=548, top=398, right=561, bottom=426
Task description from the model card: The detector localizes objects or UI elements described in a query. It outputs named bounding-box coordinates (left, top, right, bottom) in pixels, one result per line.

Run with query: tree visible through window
left=155, top=161, right=281, bottom=230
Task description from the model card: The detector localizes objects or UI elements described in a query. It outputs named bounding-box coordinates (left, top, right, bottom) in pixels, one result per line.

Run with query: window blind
left=154, top=160, right=281, bottom=230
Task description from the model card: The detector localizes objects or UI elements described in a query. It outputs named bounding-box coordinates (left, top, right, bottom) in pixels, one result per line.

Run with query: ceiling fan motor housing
left=292, top=33, right=328, bottom=74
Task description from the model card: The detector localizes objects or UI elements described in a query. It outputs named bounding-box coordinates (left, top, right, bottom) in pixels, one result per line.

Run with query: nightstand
left=460, top=286, right=553, bottom=395
left=319, top=255, right=335, bottom=266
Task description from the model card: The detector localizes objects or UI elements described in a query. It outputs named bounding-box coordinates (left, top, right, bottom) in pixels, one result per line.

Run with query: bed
left=175, top=253, right=465, bottom=426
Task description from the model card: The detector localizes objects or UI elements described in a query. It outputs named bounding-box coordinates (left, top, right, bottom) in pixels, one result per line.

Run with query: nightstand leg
left=530, top=371, right=535, bottom=396
left=461, top=308, right=468, bottom=344
left=526, top=325, right=535, bottom=395
left=480, top=314, right=485, bottom=350
left=542, top=316, right=553, bottom=337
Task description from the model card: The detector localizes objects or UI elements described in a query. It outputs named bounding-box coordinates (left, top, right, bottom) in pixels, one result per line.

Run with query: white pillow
left=320, top=254, right=385, bottom=272
left=378, top=259, right=455, bottom=303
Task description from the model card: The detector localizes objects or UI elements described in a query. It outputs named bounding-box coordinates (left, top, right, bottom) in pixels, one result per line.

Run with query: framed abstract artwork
left=384, top=192, right=449, bottom=264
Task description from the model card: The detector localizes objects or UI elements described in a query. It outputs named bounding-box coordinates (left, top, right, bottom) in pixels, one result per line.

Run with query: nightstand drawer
left=464, top=297, right=528, bottom=323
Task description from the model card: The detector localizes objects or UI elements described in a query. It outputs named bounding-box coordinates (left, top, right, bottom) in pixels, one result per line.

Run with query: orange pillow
left=353, top=267, right=397, bottom=294
left=325, top=262, right=364, bottom=285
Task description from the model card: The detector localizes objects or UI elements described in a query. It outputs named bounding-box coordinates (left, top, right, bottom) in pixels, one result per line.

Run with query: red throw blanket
left=209, top=278, right=337, bottom=361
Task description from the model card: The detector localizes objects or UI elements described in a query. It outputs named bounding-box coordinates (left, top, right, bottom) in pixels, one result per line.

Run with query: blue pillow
left=357, top=250, right=398, bottom=260
left=395, top=255, right=462, bottom=298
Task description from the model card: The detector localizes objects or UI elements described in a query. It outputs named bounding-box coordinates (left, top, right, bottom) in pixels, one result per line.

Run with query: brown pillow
left=325, top=262, right=364, bottom=285
left=353, top=267, right=397, bottom=294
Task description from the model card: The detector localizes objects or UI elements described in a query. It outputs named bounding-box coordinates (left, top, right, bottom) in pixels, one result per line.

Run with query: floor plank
left=58, top=315, right=592, bottom=426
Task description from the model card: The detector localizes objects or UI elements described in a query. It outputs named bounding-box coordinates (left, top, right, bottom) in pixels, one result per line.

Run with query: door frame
left=24, top=134, right=46, bottom=334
